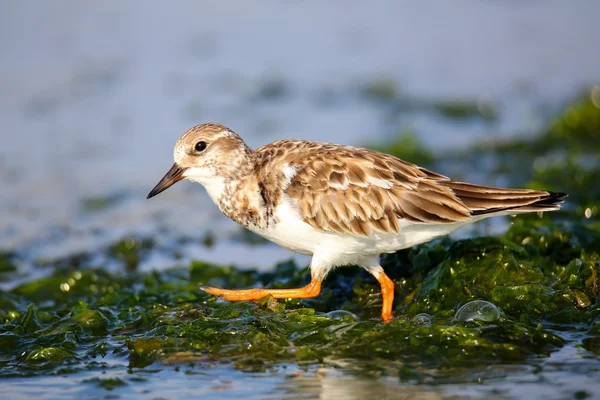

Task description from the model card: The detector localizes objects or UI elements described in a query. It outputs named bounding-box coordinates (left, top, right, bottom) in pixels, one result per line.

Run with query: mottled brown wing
left=284, top=147, right=473, bottom=237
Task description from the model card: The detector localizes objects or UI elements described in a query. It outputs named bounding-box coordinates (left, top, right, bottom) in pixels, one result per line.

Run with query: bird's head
left=147, top=123, right=251, bottom=199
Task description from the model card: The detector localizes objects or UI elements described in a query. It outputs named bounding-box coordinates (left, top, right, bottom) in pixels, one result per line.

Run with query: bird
left=147, top=123, right=566, bottom=321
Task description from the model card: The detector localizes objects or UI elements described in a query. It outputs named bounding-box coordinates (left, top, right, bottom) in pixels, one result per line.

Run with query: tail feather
left=506, top=191, right=568, bottom=213
left=441, top=181, right=567, bottom=216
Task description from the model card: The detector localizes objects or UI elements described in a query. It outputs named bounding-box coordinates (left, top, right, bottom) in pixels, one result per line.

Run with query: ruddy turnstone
left=147, top=123, right=566, bottom=321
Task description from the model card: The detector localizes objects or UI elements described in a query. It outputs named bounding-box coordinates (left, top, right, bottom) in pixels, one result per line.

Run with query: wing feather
left=282, top=146, right=472, bottom=236
left=254, top=141, right=562, bottom=238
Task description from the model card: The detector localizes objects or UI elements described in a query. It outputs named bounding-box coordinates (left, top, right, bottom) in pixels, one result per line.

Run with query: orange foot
left=202, top=274, right=395, bottom=322
left=376, top=272, right=395, bottom=322
left=201, top=278, right=321, bottom=301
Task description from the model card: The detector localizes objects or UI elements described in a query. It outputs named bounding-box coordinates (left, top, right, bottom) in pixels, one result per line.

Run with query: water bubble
left=412, top=313, right=433, bottom=326
left=455, top=300, right=500, bottom=322
left=325, top=310, right=358, bottom=322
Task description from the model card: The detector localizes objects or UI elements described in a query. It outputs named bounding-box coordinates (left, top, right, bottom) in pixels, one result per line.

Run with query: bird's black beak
left=147, top=163, right=187, bottom=199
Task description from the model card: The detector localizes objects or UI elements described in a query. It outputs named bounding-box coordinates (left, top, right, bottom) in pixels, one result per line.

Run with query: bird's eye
left=194, top=141, right=208, bottom=152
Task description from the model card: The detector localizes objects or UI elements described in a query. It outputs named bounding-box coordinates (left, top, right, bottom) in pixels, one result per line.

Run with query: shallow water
left=1, top=1, right=600, bottom=399
left=2, top=344, right=598, bottom=400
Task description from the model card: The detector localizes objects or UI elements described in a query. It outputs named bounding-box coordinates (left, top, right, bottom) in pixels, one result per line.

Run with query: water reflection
left=0, top=343, right=598, bottom=399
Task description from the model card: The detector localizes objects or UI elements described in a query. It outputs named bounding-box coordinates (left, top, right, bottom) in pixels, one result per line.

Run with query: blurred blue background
left=1, top=1, right=599, bottom=272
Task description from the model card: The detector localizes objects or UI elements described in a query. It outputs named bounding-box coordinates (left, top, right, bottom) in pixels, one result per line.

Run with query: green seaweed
left=83, top=377, right=127, bottom=390
left=360, top=78, right=399, bottom=102
left=0, top=252, right=17, bottom=281
left=82, top=192, right=125, bottom=213
left=1, top=210, right=596, bottom=378
left=371, top=130, right=434, bottom=167
left=433, top=100, right=497, bottom=121
left=109, top=237, right=154, bottom=270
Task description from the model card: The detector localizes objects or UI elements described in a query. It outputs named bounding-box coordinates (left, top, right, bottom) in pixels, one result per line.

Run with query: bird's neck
left=200, top=151, right=266, bottom=229
left=199, top=147, right=254, bottom=204
left=216, top=172, right=268, bottom=229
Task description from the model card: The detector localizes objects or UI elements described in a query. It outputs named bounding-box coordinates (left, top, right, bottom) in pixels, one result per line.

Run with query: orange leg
left=376, top=272, right=395, bottom=322
left=201, top=278, right=322, bottom=301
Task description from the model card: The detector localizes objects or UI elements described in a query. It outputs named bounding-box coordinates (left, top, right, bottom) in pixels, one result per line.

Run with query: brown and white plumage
left=254, top=139, right=564, bottom=236
left=147, top=123, right=566, bottom=321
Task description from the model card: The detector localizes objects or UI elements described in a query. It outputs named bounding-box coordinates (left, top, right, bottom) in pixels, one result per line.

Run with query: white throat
left=197, top=177, right=226, bottom=205
left=184, top=170, right=227, bottom=205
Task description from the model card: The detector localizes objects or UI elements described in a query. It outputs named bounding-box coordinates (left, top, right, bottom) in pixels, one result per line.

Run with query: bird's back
left=254, top=139, right=566, bottom=243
